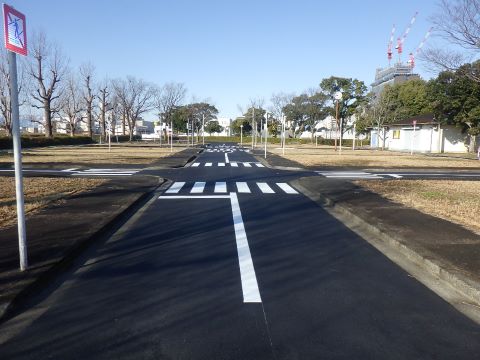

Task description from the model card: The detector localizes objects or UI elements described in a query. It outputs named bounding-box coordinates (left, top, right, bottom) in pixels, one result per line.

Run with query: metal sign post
left=411, top=120, right=417, bottom=155
left=264, top=113, right=268, bottom=159
left=170, top=121, right=173, bottom=153
left=3, top=3, right=28, bottom=271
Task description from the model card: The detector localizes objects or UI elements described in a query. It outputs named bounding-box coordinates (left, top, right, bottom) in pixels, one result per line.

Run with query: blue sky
left=11, top=0, right=441, bottom=119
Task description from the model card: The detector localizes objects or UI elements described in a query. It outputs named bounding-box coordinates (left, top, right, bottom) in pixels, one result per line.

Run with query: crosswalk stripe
left=205, top=162, right=212, bottom=167
left=255, top=163, right=264, bottom=168
left=257, top=182, right=274, bottom=194
left=166, top=182, right=185, bottom=194
left=214, top=182, right=227, bottom=193
left=243, top=163, right=252, bottom=167
left=236, top=182, right=251, bottom=193
left=191, top=163, right=200, bottom=167
left=218, top=162, right=225, bottom=167
left=191, top=182, right=206, bottom=193
left=276, top=183, right=299, bottom=194
left=231, top=162, right=238, bottom=167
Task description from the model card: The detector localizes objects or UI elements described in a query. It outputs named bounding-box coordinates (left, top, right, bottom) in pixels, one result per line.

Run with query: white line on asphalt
left=225, top=153, right=230, bottom=163
left=236, top=182, right=251, bottom=193
left=72, top=173, right=134, bottom=176
left=191, top=182, right=206, bottom=193
left=230, top=192, right=262, bottom=303
left=255, top=163, right=265, bottom=168
left=158, top=195, right=230, bottom=199
left=219, top=162, right=225, bottom=167
left=63, top=168, right=77, bottom=172
left=276, top=183, right=299, bottom=194
left=215, top=181, right=227, bottom=193
left=257, top=182, right=275, bottom=194
left=166, top=182, right=186, bottom=194
left=205, top=162, right=212, bottom=167
left=387, top=174, right=403, bottom=179
left=324, top=175, right=382, bottom=179
left=191, top=163, right=200, bottom=167
left=243, top=162, right=252, bottom=167
left=231, top=162, right=238, bottom=167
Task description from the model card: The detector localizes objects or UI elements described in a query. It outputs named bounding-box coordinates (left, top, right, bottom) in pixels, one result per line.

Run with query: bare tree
left=59, top=72, right=83, bottom=136
left=28, top=31, right=67, bottom=137
left=80, top=63, right=96, bottom=138
left=98, top=78, right=110, bottom=139
left=113, top=76, right=156, bottom=140
left=269, top=92, right=294, bottom=120
left=422, top=0, right=480, bottom=80
left=0, top=48, right=27, bottom=136
left=154, top=82, right=187, bottom=124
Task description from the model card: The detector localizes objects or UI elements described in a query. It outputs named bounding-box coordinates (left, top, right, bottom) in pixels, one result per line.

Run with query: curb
left=0, top=176, right=165, bottom=323
left=254, top=153, right=307, bottom=171
left=293, top=178, right=480, bottom=310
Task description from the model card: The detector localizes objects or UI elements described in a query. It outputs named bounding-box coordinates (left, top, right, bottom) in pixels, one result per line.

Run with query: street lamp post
left=334, top=91, right=343, bottom=155
left=202, top=114, right=205, bottom=146
left=240, top=124, right=243, bottom=146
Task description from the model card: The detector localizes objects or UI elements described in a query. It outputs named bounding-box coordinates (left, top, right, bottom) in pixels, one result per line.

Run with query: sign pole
left=411, top=120, right=417, bottom=155
left=264, top=113, right=268, bottom=159
left=170, top=121, right=173, bottom=153
left=8, top=51, right=27, bottom=270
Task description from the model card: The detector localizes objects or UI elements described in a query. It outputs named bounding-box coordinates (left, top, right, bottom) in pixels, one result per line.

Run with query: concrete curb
left=0, top=176, right=165, bottom=323
left=254, top=153, right=307, bottom=171
left=292, top=178, right=480, bottom=310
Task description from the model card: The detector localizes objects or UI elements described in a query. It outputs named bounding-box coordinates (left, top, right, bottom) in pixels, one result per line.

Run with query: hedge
left=0, top=135, right=94, bottom=149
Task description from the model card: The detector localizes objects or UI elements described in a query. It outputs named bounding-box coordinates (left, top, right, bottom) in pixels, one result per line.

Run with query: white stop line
left=158, top=192, right=262, bottom=303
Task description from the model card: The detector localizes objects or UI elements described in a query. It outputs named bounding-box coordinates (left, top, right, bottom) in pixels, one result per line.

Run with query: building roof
left=386, top=113, right=438, bottom=127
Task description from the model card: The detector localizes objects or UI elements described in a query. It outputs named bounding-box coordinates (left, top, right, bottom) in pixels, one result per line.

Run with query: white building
left=205, top=117, right=231, bottom=136
left=370, top=114, right=474, bottom=153
left=299, top=115, right=360, bottom=140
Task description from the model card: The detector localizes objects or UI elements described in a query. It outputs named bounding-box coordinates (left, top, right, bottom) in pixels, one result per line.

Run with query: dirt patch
left=0, top=177, right=106, bottom=229
left=0, top=144, right=187, bottom=165
left=270, top=145, right=480, bottom=168
left=355, top=180, right=480, bottom=234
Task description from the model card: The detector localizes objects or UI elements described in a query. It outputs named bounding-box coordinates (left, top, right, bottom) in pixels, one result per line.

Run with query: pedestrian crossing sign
left=3, top=4, right=27, bottom=56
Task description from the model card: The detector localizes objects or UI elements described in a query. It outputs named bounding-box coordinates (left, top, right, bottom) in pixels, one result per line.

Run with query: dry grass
left=270, top=144, right=480, bottom=168
left=0, top=177, right=105, bottom=229
left=0, top=144, right=187, bottom=165
left=355, top=180, right=480, bottom=234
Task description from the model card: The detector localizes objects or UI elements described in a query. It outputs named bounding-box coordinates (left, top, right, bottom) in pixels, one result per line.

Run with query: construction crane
left=395, top=11, right=418, bottom=62
left=387, top=24, right=396, bottom=66
left=408, top=27, right=433, bottom=68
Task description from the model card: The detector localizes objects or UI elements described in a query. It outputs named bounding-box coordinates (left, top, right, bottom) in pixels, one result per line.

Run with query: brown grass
left=270, top=144, right=480, bottom=168
left=355, top=180, right=480, bottom=234
left=0, top=177, right=105, bottom=229
left=0, top=144, right=187, bottom=165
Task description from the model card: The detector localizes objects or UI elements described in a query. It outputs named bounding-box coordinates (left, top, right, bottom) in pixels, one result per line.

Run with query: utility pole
left=251, top=107, right=255, bottom=150
left=334, top=91, right=343, bottom=154
left=202, top=114, right=205, bottom=145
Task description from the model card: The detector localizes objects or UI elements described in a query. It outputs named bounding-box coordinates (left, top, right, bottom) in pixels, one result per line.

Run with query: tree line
left=0, top=31, right=219, bottom=140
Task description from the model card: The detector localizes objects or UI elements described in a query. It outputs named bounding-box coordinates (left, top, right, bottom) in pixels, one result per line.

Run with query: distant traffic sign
left=3, top=4, right=27, bottom=56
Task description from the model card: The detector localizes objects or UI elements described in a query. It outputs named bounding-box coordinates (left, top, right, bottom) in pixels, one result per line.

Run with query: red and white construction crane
left=408, top=27, right=433, bottom=68
left=395, top=11, right=418, bottom=62
left=387, top=24, right=396, bottom=66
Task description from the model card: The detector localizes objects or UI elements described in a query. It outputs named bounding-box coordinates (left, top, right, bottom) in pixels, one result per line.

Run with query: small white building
left=371, top=114, right=472, bottom=153
left=205, top=117, right=231, bottom=136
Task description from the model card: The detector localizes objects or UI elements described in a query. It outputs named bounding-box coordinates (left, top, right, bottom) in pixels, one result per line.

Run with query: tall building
left=371, top=63, right=420, bottom=99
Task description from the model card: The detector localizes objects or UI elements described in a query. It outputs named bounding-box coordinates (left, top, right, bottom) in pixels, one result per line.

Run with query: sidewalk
left=0, top=147, right=200, bottom=322
left=262, top=151, right=480, bottom=316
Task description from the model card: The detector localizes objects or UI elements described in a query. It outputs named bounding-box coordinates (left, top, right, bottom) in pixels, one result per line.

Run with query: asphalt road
left=0, top=143, right=479, bottom=359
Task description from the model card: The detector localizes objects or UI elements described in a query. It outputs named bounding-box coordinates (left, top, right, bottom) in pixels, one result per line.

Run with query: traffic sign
left=3, top=4, right=27, bottom=56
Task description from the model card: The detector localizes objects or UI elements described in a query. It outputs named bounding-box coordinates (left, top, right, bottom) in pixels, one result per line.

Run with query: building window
left=393, top=130, right=401, bottom=139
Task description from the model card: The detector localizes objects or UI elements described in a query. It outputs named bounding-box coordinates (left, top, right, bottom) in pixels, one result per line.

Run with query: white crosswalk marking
left=218, top=162, right=225, bottom=167
left=214, top=182, right=227, bottom=193
left=191, top=163, right=200, bottom=167
left=205, top=162, right=212, bottom=167
left=243, top=163, right=252, bottom=168
left=166, top=182, right=185, bottom=194
left=276, top=183, right=298, bottom=194
left=255, top=163, right=264, bottom=168
left=257, top=182, right=274, bottom=194
left=231, top=162, right=238, bottom=167
left=191, top=182, right=206, bottom=193
left=236, top=182, right=251, bottom=193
